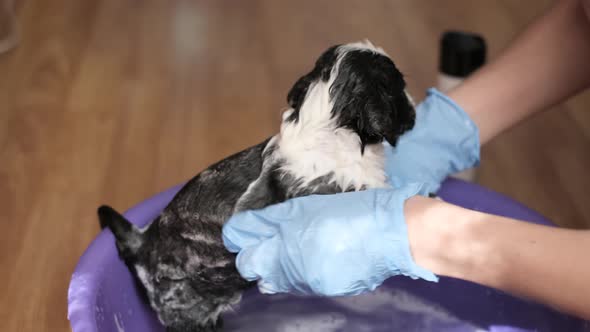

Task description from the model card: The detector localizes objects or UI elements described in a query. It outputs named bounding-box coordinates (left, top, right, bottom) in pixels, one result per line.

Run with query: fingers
left=235, top=236, right=278, bottom=280
left=222, top=200, right=295, bottom=252
left=234, top=235, right=294, bottom=294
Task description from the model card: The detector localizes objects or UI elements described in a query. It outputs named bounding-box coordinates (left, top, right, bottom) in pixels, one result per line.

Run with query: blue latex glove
left=223, top=183, right=438, bottom=297
left=385, top=88, right=480, bottom=194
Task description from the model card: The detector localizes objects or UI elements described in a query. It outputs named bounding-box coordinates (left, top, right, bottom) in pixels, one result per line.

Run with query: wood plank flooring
left=0, top=1, right=587, bottom=330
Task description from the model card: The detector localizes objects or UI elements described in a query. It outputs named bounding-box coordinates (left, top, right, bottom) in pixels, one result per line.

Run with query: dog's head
left=285, top=41, right=415, bottom=151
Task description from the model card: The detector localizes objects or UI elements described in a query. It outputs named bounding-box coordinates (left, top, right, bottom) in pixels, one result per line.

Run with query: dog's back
left=100, top=140, right=271, bottom=330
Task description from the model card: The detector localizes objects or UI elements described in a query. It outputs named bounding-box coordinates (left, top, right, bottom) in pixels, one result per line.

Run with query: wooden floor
left=1, top=0, right=588, bottom=331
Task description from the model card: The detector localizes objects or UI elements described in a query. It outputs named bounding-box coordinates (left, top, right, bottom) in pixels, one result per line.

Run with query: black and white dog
left=99, top=40, right=416, bottom=332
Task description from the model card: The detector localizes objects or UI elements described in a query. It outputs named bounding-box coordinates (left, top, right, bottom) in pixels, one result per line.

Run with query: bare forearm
left=448, top=0, right=590, bottom=144
left=405, top=196, right=590, bottom=319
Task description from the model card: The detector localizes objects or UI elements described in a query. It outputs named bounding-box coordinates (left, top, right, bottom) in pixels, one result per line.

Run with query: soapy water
left=224, top=287, right=486, bottom=332
left=114, top=313, right=126, bottom=332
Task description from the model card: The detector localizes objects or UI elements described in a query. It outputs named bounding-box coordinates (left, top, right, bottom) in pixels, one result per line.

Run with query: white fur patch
left=234, top=136, right=280, bottom=213
left=204, top=293, right=243, bottom=326
left=137, top=222, right=151, bottom=233
left=134, top=265, right=155, bottom=295
left=278, top=77, right=389, bottom=192
left=180, top=232, right=218, bottom=245
left=405, top=90, right=415, bottom=106
left=245, top=40, right=394, bottom=196
left=338, top=39, right=387, bottom=56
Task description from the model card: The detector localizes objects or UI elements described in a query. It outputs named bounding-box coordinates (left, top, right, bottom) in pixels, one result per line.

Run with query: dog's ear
left=366, top=91, right=414, bottom=146
left=333, top=90, right=413, bottom=152
left=98, top=205, right=144, bottom=260
left=331, top=52, right=415, bottom=151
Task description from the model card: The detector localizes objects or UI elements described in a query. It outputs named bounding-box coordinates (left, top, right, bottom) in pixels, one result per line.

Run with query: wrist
left=404, top=196, right=507, bottom=284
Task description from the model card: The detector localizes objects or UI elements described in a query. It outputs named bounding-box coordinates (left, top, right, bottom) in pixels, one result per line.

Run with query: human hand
left=222, top=184, right=438, bottom=297
left=385, top=88, right=480, bottom=194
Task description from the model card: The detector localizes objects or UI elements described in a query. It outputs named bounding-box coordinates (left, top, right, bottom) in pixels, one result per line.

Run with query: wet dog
left=99, top=40, right=416, bottom=332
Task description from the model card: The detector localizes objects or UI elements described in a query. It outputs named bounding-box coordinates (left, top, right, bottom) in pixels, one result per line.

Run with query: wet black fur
left=99, top=43, right=416, bottom=332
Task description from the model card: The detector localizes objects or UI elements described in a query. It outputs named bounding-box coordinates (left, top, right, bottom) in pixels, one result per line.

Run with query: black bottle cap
left=439, top=31, right=487, bottom=77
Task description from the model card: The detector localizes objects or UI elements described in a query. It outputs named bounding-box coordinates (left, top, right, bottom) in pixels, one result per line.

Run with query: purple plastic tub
left=68, top=178, right=590, bottom=332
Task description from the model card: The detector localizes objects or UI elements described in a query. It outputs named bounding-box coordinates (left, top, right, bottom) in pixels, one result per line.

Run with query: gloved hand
left=222, top=184, right=438, bottom=297
left=385, top=88, right=480, bottom=194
